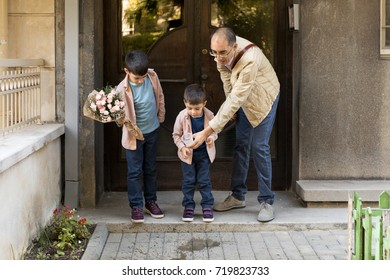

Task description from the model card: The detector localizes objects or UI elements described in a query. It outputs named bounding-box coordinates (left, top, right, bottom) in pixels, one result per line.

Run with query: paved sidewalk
left=78, top=191, right=350, bottom=260
left=98, top=229, right=348, bottom=260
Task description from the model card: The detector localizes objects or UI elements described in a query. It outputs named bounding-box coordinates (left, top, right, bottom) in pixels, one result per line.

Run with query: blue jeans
left=125, top=129, right=158, bottom=209
left=231, top=94, right=279, bottom=205
left=181, top=149, right=214, bottom=209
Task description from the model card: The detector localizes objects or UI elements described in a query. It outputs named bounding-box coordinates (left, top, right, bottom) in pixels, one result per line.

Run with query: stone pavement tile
left=251, top=247, right=272, bottom=260
left=221, top=242, right=240, bottom=259
left=100, top=241, right=120, bottom=260
left=132, top=236, right=149, bottom=260
left=163, top=241, right=178, bottom=260
left=319, top=255, right=336, bottom=260
left=147, top=233, right=164, bottom=260
left=177, top=232, right=193, bottom=260
left=302, top=254, right=320, bottom=260
left=100, top=232, right=123, bottom=259
left=220, top=232, right=235, bottom=242
left=116, top=233, right=136, bottom=260
left=208, top=245, right=224, bottom=260
left=234, top=233, right=256, bottom=259
left=247, top=232, right=271, bottom=260
left=261, top=232, right=280, bottom=249
left=205, top=232, right=224, bottom=260
left=164, top=232, right=179, bottom=242
left=289, top=231, right=310, bottom=246
left=107, top=232, right=122, bottom=242
left=192, top=232, right=208, bottom=260
left=275, top=232, right=303, bottom=260
left=334, top=254, right=347, bottom=260
left=135, top=232, right=151, bottom=243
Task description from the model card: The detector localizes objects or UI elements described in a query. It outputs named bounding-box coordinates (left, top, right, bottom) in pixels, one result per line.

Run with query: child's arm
left=172, top=113, right=186, bottom=152
left=180, top=146, right=192, bottom=159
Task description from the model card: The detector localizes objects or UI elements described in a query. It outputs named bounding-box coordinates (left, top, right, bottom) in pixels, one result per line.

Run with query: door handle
left=201, top=74, right=208, bottom=80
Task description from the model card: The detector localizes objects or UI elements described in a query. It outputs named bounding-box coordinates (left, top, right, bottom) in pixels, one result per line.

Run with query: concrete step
left=78, top=191, right=348, bottom=232
left=296, top=180, right=390, bottom=206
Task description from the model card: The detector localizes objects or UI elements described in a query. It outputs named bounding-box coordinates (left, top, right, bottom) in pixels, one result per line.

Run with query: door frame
left=100, top=0, right=293, bottom=191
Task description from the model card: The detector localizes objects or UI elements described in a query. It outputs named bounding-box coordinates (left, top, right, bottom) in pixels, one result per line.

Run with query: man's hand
left=187, top=126, right=214, bottom=149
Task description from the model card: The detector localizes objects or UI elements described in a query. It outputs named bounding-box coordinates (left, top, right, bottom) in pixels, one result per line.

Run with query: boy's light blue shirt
left=129, top=76, right=159, bottom=134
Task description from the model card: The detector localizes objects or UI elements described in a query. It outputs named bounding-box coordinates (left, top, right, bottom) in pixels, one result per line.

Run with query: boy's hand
left=188, top=126, right=214, bottom=149
left=180, top=146, right=192, bottom=159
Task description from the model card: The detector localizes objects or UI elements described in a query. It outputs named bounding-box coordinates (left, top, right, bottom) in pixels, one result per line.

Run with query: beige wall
left=8, top=0, right=56, bottom=121
left=299, top=0, right=390, bottom=179
left=8, top=0, right=54, bottom=66
left=0, top=137, right=61, bottom=259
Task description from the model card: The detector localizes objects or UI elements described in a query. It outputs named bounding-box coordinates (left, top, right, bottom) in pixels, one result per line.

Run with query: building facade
left=1, top=0, right=390, bottom=259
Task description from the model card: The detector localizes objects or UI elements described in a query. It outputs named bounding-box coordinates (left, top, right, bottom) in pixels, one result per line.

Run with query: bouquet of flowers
left=83, top=86, right=144, bottom=140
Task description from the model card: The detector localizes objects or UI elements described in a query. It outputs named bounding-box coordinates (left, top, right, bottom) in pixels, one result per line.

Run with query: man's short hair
left=211, top=27, right=236, bottom=46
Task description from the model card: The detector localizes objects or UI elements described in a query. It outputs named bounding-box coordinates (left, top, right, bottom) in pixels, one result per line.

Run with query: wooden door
left=103, top=0, right=290, bottom=192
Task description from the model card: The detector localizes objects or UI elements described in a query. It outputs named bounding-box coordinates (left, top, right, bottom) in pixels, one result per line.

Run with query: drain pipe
left=64, top=0, right=80, bottom=208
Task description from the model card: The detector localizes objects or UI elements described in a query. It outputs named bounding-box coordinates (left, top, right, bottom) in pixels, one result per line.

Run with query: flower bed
left=23, top=206, right=95, bottom=260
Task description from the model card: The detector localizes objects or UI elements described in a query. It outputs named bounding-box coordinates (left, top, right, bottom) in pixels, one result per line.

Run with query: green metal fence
left=348, top=191, right=390, bottom=260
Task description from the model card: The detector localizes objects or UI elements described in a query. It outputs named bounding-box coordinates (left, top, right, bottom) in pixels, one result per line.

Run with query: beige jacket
left=209, top=36, right=280, bottom=133
left=172, top=107, right=218, bottom=164
left=117, top=69, right=165, bottom=150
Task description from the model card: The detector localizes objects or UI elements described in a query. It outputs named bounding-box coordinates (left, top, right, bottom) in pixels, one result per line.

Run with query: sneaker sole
left=131, top=219, right=144, bottom=223
left=257, top=216, right=274, bottom=222
left=145, top=209, right=164, bottom=219
left=203, top=218, right=214, bottom=222
left=213, top=204, right=246, bottom=212
left=182, top=217, right=194, bottom=222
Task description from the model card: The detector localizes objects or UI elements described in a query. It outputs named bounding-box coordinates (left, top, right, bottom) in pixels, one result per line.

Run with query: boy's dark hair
left=184, top=84, right=206, bottom=105
left=124, top=50, right=149, bottom=75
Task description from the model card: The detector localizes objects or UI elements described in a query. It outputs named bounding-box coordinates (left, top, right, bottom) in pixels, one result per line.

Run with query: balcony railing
left=0, top=59, right=44, bottom=135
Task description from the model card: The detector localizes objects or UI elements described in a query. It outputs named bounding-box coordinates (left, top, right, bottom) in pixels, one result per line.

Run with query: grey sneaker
left=257, top=202, right=274, bottom=222
left=213, top=192, right=246, bottom=212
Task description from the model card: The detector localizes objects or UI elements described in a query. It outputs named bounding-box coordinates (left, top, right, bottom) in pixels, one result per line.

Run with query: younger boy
left=172, top=84, right=218, bottom=222
left=116, top=50, right=166, bottom=223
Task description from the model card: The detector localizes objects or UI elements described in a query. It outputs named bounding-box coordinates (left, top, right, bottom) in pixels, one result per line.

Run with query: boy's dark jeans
left=181, top=149, right=214, bottom=209
left=126, top=129, right=158, bottom=209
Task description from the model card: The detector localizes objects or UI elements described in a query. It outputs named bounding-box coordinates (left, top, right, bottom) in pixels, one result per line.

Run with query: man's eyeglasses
left=209, top=47, right=234, bottom=58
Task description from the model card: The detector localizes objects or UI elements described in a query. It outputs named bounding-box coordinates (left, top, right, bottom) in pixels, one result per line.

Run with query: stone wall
left=299, top=0, right=390, bottom=179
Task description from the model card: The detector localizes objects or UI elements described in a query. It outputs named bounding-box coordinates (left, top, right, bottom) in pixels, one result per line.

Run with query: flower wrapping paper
left=83, top=87, right=144, bottom=140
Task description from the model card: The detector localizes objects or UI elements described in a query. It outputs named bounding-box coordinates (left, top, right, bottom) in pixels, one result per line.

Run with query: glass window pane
left=211, top=0, right=275, bottom=64
left=121, top=0, right=183, bottom=56
left=387, top=0, right=390, bottom=25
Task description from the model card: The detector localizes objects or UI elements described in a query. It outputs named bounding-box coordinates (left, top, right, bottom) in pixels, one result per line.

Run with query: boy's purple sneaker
left=182, top=208, right=194, bottom=222
left=145, top=201, right=164, bottom=218
left=131, top=208, right=144, bottom=223
left=202, top=208, right=214, bottom=222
